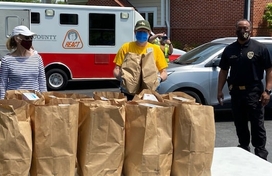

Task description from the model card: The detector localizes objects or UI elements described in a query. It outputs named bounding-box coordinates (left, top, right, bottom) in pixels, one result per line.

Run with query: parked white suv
left=158, top=37, right=272, bottom=109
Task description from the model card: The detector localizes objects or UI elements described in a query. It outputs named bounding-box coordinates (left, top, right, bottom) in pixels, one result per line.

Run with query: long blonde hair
left=6, top=36, right=17, bottom=51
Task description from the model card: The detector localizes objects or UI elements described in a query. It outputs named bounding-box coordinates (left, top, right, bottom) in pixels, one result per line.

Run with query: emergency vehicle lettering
left=62, top=29, right=83, bottom=49
left=34, top=35, right=57, bottom=41
left=65, top=41, right=81, bottom=48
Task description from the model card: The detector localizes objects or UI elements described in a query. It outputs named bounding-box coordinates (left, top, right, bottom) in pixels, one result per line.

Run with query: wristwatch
left=265, top=89, right=272, bottom=95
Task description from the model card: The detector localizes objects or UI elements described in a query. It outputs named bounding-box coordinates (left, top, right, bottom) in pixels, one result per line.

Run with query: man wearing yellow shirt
left=113, top=20, right=168, bottom=100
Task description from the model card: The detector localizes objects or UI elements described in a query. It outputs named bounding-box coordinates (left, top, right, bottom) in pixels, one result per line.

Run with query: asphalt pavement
left=214, top=110, right=272, bottom=163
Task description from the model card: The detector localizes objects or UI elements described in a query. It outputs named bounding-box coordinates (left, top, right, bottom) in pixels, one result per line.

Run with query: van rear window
left=60, top=14, right=78, bottom=25
left=89, top=13, right=115, bottom=46
left=31, top=12, right=40, bottom=24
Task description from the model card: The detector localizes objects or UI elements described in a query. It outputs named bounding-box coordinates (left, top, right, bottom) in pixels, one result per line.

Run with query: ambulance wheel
left=46, top=69, right=68, bottom=90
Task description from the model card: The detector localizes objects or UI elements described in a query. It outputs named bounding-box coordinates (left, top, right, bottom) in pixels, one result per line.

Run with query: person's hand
left=157, top=32, right=165, bottom=38
left=217, top=91, right=224, bottom=105
left=165, top=39, right=172, bottom=45
left=260, top=91, right=271, bottom=106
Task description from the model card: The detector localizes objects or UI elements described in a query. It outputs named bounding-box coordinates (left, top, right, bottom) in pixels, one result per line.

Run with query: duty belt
left=229, top=84, right=260, bottom=91
left=229, top=85, right=246, bottom=90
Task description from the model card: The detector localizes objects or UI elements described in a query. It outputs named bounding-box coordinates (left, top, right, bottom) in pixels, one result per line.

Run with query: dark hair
left=236, top=19, right=252, bottom=29
left=162, top=36, right=168, bottom=40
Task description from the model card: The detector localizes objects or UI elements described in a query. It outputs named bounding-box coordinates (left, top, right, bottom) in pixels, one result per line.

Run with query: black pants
left=230, top=84, right=268, bottom=160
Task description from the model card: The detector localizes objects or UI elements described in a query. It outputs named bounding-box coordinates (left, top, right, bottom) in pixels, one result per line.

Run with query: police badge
left=247, top=51, right=254, bottom=59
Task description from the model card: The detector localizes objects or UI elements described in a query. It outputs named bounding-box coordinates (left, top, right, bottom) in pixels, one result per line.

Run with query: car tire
left=46, top=68, right=68, bottom=90
left=181, top=90, right=202, bottom=104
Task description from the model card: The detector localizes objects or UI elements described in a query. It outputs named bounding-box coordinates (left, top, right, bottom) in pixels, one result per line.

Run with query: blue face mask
left=135, top=31, right=149, bottom=43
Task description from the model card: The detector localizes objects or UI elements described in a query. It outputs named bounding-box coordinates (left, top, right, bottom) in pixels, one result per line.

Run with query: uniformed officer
left=217, top=19, right=272, bottom=160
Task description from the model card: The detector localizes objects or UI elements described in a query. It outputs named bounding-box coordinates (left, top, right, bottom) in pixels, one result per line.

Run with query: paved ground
left=211, top=147, right=272, bottom=176
left=214, top=111, right=272, bottom=163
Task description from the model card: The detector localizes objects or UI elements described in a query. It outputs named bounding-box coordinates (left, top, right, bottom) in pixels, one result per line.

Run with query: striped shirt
left=0, top=54, right=47, bottom=99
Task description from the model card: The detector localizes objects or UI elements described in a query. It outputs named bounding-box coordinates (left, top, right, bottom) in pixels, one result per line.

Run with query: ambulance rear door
left=0, top=9, right=30, bottom=58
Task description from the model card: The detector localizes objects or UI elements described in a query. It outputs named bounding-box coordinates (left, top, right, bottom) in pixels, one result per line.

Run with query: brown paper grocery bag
left=132, top=89, right=164, bottom=102
left=160, top=93, right=170, bottom=99
left=164, top=100, right=215, bottom=176
left=93, top=91, right=127, bottom=105
left=5, top=89, right=45, bottom=105
left=41, top=91, right=67, bottom=103
left=77, top=101, right=125, bottom=176
left=167, top=91, right=196, bottom=103
left=65, top=93, right=94, bottom=101
left=5, top=90, right=46, bottom=134
left=141, top=52, right=160, bottom=91
left=79, top=99, right=112, bottom=106
left=121, top=52, right=143, bottom=94
left=0, top=99, right=32, bottom=176
left=30, top=99, right=79, bottom=176
left=123, top=100, right=174, bottom=176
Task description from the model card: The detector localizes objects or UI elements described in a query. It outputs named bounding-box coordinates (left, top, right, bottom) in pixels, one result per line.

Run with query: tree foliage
left=264, top=3, right=272, bottom=28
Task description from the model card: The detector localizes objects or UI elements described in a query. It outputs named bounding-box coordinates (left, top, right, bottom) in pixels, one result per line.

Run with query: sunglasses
left=24, top=36, right=33, bottom=40
left=18, top=35, right=33, bottom=40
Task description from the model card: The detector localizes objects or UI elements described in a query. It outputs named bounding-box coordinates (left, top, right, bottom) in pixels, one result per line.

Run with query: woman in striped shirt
left=0, top=25, right=47, bottom=99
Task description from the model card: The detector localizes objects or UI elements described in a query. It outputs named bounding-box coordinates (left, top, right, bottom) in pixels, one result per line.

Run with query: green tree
left=264, top=3, right=272, bottom=28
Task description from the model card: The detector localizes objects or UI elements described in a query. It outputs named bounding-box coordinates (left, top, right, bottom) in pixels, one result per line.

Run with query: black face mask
left=20, top=39, right=32, bottom=50
left=236, top=30, right=250, bottom=41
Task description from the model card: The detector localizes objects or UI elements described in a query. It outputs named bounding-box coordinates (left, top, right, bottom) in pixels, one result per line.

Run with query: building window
left=140, top=12, right=154, bottom=30
left=89, top=13, right=115, bottom=46
left=60, top=14, right=78, bottom=25
left=31, top=12, right=40, bottom=24
left=138, top=7, right=157, bottom=30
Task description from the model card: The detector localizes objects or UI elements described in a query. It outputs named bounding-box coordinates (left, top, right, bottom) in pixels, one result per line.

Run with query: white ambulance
left=0, top=2, right=185, bottom=90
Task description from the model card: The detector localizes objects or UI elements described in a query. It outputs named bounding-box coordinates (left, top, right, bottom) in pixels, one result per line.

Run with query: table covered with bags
left=0, top=89, right=215, bottom=176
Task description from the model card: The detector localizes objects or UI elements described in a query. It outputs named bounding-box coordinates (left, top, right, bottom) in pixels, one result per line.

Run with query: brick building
left=68, top=0, right=272, bottom=48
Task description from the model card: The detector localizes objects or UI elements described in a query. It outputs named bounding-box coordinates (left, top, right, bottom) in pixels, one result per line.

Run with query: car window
left=173, top=43, right=227, bottom=65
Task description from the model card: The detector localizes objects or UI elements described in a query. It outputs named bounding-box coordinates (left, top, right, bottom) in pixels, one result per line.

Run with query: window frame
left=137, top=7, right=158, bottom=28
left=88, top=13, right=116, bottom=46
left=31, top=12, right=40, bottom=24
left=59, top=13, right=78, bottom=25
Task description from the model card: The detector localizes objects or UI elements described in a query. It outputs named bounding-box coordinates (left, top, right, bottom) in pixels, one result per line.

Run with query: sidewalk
left=212, top=147, right=272, bottom=176
left=215, top=119, right=272, bottom=163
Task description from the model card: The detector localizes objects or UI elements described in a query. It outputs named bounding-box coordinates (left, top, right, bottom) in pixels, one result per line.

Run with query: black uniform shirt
left=219, top=39, right=272, bottom=85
